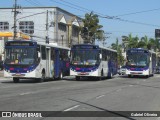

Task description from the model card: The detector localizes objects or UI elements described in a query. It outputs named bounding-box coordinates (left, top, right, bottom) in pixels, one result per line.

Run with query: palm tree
left=140, top=35, right=149, bottom=49
left=111, top=38, right=124, bottom=66
left=81, top=12, right=104, bottom=44
left=111, top=38, right=119, bottom=50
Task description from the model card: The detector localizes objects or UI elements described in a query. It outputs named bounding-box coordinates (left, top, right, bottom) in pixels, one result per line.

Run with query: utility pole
left=46, top=10, right=49, bottom=44
left=12, top=0, right=21, bottom=39
left=61, top=35, right=64, bottom=46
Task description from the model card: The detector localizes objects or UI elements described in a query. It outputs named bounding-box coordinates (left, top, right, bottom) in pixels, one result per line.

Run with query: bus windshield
left=127, top=53, right=149, bottom=67
left=71, top=50, right=99, bottom=66
left=5, top=48, right=36, bottom=65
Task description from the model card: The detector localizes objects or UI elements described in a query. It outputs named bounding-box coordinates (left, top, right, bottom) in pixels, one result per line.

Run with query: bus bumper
left=4, top=70, right=38, bottom=78
left=70, top=69, right=99, bottom=76
left=126, top=69, right=149, bottom=76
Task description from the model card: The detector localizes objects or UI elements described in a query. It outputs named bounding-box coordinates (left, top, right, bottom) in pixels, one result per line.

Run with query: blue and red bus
left=4, top=40, right=70, bottom=83
left=126, top=48, right=156, bottom=78
left=70, top=44, right=117, bottom=80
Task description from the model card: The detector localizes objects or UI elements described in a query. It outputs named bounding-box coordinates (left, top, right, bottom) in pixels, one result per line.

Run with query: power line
left=49, top=0, right=160, bottom=28
left=24, top=0, right=42, bottom=7
left=99, top=16, right=160, bottom=28
left=16, top=11, right=46, bottom=21
left=115, top=8, right=160, bottom=17
left=49, top=0, right=89, bottom=13
left=55, top=0, right=109, bottom=18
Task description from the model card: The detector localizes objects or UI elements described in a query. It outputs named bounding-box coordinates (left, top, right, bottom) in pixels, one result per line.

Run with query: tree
left=111, top=38, right=124, bottom=66
left=81, top=12, right=104, bottom=44
left=127, top=34, right=139, bottom=49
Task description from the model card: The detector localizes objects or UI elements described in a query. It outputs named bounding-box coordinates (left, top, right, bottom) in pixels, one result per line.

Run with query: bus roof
left=38, top=42, right=70, bottom=50
left=127, top=48, right=156, bottom=54
left=99, top=45, right=117, bottom=52
left=5, top=40, right=70, bottom=50
left=72, top=44, right=117, bottom=53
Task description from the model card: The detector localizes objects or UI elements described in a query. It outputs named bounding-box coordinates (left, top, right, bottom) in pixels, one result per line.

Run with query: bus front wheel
left=58, top=72, right=63, bottom=80
left=13, top=78, right=19, bottom=83
left=76, top=76, right=80, bottom=80
left=108, top=71, right=113, bottom=79
left=39, top=71, right=45, bottom=82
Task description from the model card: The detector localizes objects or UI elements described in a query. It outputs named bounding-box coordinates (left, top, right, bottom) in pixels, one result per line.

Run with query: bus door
left=46, top=47, right=51, bottom=77
left=54, top=48, right=60, bottom=78
left=50, top=48, right=55, bottom=78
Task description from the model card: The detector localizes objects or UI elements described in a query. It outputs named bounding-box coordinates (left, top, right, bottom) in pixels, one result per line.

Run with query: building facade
left=0, top=7, right=84, bottom=60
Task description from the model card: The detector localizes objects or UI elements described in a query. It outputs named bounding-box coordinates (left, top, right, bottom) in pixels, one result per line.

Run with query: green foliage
left=111, top=38, right=124, bottom=66
left=81, top=12, right=104, bottom=44
left=123, top=34, right=160, bottom=52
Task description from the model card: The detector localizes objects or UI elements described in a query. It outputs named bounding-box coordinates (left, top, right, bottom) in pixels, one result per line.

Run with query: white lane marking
left=96, top=95, right=105, bottom=99
left=129, top=85, right=133, bottom=87
left=116, top=89, right=122, bottom=92
left=20, top=92, right=32, bottom=95
left=63, top=105, right=80, bottom=111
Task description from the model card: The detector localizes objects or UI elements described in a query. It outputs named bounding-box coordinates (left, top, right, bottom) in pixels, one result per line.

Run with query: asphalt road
left=0, top=73, right=160, bottom=120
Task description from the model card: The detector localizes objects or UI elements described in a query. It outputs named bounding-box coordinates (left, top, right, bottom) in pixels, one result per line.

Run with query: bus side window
left=102, top=49, right=105, bottom=61
left=41, top=46, right=46, bottom=60
left=51, top=48, right=55, bottom=61
left=60, top=50, right=69, bottom=61
left=106, top=50, right=109, bottom=60
left=37, top=45, right=40, bottom=52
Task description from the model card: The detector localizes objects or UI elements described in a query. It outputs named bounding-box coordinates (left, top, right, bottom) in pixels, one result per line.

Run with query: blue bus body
left=4, top=40, right=70, bottom=82
left=126, top=48, right=156, bottom=77
left=70, top=44, right=117, bottom=80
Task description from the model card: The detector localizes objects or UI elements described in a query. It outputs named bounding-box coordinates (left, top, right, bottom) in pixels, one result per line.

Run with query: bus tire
left=59, top=72, right=63, bottom=80
left=145, top=75, right=149, bottom=78
left=76, top=76, right=80, bottom=80
left=108, top=71, right=113, bottom=79
left=128, top=75, right=131, bottom=78
left=40, top=71, right=45, bottom=82
left=13, top=78, right=19, bottom=83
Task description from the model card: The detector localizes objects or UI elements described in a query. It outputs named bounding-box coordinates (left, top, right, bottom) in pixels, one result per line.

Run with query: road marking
left=96, top=95, right=105, bottom=99
left=129, top=85, right=133, bottom=87
left=64, top=105, right=80, bottom=111
left=20, top=92, right=32, bottom=95
left=116, top=89, right=122, bottom=92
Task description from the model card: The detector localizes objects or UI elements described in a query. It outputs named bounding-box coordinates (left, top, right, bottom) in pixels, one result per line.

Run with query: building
left=0, top=7, right=84, bottom=60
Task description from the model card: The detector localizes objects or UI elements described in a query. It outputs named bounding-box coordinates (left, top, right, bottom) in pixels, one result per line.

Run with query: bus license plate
left=12, top=73, right=25, bottom=76
left=79, top=72, right=88, bottom=75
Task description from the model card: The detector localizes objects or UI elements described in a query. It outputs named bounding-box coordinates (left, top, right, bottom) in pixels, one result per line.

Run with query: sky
left=1, top=0, right=160, bottom=46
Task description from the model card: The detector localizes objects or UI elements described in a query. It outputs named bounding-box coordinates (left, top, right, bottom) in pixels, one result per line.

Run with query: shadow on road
left=118, top=75, right=149, bottom=79
left=1, top=78, right=62, bottom=84
left=68, top=98, right=136, bottom=120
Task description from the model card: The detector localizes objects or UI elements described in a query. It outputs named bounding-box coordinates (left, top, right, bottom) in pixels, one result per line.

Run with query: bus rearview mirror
left=68, top=51, right=70, bottom=57
left=99, top=54, right=102, bottom=59
left=38, top=52, right=41, bottom=58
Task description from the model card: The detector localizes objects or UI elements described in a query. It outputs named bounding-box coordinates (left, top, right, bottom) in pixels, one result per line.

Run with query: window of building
left=0, top=22, right=9, bottom=31
left=72, top=26, right=79, bottom=37
left=19, top=21, right=34, bottom=34
left=58, top=23, right=66, bottom=32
